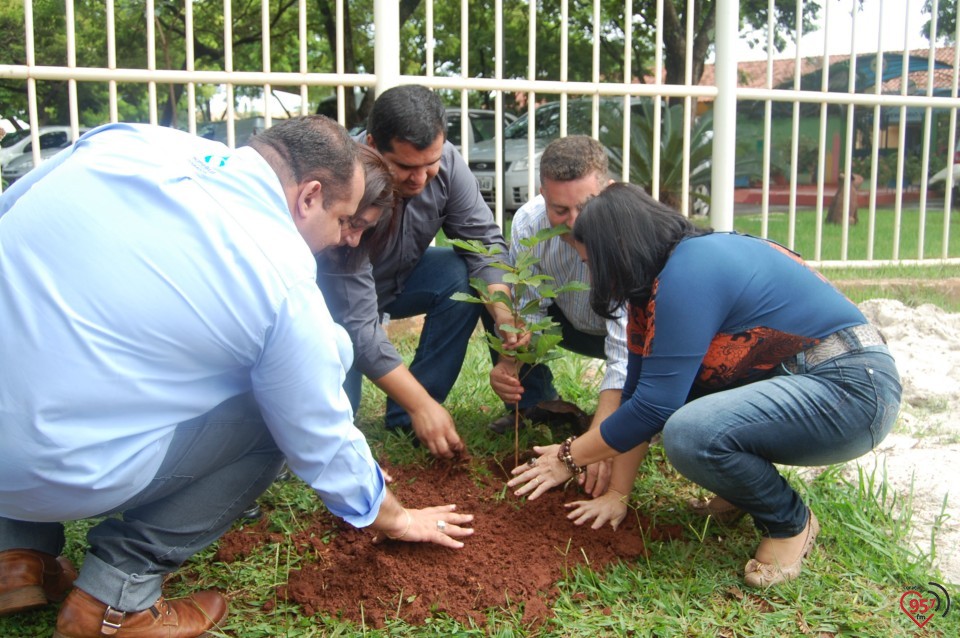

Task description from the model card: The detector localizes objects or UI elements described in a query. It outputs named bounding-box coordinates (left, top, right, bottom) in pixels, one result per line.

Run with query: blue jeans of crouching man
left=0, top=392, right=284, bottom=611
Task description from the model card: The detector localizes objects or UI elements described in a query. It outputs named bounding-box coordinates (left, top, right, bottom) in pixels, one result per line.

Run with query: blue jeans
left=662, top=346, right=901, bottom=538
left=344, top=247, right=482, bottom=429
left=0, top=393, right=284, bottom=611
left=481, top=303, right=605, bottom=409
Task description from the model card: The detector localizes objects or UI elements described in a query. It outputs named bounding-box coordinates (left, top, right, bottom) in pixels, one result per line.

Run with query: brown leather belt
left=784, top=323, right=887, bottom=373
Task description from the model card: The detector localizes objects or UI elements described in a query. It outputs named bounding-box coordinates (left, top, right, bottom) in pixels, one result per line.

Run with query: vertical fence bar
left=650, top=0, right=663, bottom=203
left=106, top=0, right=119, bottom=123
left=223, top=0, right=235, bottom=147
left=866, top=2, right=884, bottom=262
left=459, top=0, right=470, bottom=165
left=185, top=0, right=196, bottom=135
left=813, top=1, right=830, bottom=261
left=839, top=7, right=859, bottom=261
left=336, top=0, right=345, bottom=124
left=23, top=0, right=40, bottom=167
left=299, top=0, right=309, bottom=116
left=945, top=13, right=960, bottom=258
left=591, top=0, right=601, bottom=140
left=787, top=0, right=803, bottom=250
left=495, top=0, right=504, bottom=228
left=65, top=0, right=79, bottom=137
left=525, top=0, right=537, bottom=210
left=425, top=0, right=434, bottom=76
left=560, top=0, right=568, bottom=133
left=374, top=0, right=400, bottom=96
left=146, top=0, right=157, bottom=125
left=623, top=0, right=635, bottom=185
left=760, top=0, right=775, bottom=238
left=893, top=18, right=910, bottom=260
left=261, top=0, right=272, bottom=128
left=917, top=2, right=939, bottom=261
left=710, top=0, right=738, bottom=231
left=678, top=0, right=692, bottom=214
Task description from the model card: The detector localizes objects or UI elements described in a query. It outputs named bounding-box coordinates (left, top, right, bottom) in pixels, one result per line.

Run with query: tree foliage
left=1, top=0, right=817, bottom=131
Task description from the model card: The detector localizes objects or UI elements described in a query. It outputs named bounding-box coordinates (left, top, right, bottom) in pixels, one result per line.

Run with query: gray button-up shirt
left=317, top=140, right=507, bottom=380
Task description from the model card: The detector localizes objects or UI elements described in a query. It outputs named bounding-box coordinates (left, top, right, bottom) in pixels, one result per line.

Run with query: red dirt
left=216, top=457, right=683, bottom=629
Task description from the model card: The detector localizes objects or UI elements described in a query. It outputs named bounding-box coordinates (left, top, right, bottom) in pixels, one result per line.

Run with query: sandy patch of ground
left=856, top=299, right=960, bottom=585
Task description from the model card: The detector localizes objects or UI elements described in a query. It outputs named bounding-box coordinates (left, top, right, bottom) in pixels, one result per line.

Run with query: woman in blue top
left=508, top=182, right=902, bottom=587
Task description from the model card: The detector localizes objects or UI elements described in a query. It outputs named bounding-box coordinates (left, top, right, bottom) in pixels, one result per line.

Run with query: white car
left=1, top=127, right=90, bottom=183
left=0, top=126, right=84, bottom=170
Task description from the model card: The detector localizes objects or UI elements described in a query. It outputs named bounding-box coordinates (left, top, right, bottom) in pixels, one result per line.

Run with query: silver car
left=467, top=97, right=712, bottom=216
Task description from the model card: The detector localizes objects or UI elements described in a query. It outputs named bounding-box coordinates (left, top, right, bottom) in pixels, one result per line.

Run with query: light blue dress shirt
left=509, top=195, right=628, bottom=393
left=0, top=123, right=385, bottom=527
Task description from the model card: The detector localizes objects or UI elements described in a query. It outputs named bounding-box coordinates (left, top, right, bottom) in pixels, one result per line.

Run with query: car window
left=469, top=114, right=496, bottom=143
left=446, top=115, right=462, bottom=147
left=504, top=100, right=626, bottom=141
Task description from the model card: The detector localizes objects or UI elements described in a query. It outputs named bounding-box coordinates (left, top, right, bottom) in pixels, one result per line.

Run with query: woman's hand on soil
left=579, top=458, right=612, bottom=497
left=565, top=490, right=628, bottom=531
left=506, top=445, right=571, bottom=500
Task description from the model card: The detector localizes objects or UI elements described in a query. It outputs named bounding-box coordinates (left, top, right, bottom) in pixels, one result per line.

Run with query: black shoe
left=488, top=405, right=552, bottom=434
left=238, top=503, right=262, bottom=521
left=489, top=400, right=591, bottom=435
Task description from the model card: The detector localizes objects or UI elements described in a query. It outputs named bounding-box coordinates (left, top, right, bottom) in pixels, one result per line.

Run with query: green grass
left=3, top=230, right=958, bottom=637
left=730, top=205, right=960, bottom=262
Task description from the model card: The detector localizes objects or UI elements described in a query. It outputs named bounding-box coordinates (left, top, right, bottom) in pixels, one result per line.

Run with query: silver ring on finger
left=436, top=520, right=447, bottom=532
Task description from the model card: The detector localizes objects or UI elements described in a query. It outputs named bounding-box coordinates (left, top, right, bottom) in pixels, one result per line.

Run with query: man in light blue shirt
left=0, top=119, right=473, bottom=637
left=488, top=136, right=632, bottom=495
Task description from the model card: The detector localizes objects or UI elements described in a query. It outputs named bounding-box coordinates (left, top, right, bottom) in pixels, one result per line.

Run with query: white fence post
left=711, top=0, right=739, bottom=232
left=374, top=0, right=400, bottom=96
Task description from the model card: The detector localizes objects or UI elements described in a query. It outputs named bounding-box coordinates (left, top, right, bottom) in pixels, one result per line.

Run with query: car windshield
left=1, top=130, right=28, bottom=148
left=503, top=99, right=635, bottom=144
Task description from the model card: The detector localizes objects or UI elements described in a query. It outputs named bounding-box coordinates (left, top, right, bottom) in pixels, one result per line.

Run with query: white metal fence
left=1, top=0, right=958, bottom=267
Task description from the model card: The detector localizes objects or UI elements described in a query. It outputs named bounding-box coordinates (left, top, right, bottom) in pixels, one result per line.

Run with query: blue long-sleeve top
left=599, top=233, right=867, bottom=452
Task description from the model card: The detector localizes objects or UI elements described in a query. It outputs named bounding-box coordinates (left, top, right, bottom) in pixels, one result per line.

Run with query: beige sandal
left=744, top=510, right=820, bottom=588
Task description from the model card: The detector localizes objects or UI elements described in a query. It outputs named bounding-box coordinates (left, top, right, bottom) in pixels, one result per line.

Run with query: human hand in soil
left=507, top=445, right=572, bottom=500
left=579, top=459, right=613, bottom=497
left=489, top=357, right=523, bottom=403
left=375, top=504, right=475, bottom=549
left=410, top=401, right=465, bottom=459
left=564, top=489, right=628, bottom=531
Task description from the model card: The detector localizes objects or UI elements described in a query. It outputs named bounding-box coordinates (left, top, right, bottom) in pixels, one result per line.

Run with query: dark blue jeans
left=344, top=247, right=482, bottom=429
left=662, top=347, right=901, bottom=538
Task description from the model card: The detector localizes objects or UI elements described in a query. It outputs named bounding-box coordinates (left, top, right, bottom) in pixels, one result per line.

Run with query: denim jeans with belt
left=343, top=246, right=482, bottom=429
left=662, top=343, right=901, bottom=538
left=0, top=392, right=284, bottom=611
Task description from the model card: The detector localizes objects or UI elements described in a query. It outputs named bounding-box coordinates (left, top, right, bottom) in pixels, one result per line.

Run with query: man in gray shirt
left=317, top=85, right=516, bottom=458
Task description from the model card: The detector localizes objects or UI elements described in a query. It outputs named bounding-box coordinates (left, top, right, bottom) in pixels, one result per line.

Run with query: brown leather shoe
left=0, top=549, right=78, bottom=616
left=53, top=587, right=228, bottom=638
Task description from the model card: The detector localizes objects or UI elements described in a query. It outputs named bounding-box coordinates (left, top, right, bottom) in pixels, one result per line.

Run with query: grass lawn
left=728, top=204, right=960, bottom=263
left=2, top=211, right=958, bottom=636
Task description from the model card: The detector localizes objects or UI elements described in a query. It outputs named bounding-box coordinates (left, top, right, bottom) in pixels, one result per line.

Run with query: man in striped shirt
left=488, top=135, right=631, bottom=495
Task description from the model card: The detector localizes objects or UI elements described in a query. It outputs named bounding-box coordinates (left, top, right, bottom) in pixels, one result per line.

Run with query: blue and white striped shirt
left=509, top=195, right=628, bottom=392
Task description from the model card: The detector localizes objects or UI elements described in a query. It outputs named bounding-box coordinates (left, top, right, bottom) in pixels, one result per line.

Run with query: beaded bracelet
left=557, top=436, right=585, bottom=476
left=386, top=509, right=412, bottom=540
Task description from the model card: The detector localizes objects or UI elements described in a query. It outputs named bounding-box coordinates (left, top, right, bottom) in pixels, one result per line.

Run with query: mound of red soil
left=216, top=457, right=683, bottom=629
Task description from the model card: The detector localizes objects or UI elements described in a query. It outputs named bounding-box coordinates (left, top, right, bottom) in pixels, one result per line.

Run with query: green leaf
left=498, top=324, right=524, bottom=334
left=555, top=280, right=591, bottom=294
left=451, top=292, right=485, bottom=304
